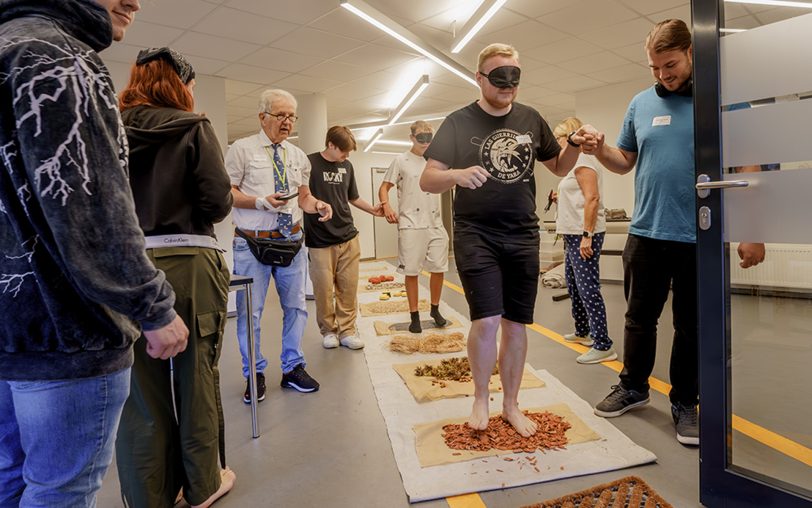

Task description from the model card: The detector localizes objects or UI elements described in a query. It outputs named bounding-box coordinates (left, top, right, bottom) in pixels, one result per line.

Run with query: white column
left=294, top=93, right=328, bottom=298
left=295, top=93, right=328, bottom=154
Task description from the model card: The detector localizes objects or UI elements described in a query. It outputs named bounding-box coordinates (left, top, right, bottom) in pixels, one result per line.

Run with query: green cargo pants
left=116, top=247, right=230, bottom=507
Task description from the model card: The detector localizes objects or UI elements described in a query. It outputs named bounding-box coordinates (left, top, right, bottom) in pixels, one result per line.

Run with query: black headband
left=136, top=47, right=195, bottom=84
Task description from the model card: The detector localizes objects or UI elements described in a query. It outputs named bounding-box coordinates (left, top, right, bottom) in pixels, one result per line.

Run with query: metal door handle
left=695, top=180, right=749, bottom=190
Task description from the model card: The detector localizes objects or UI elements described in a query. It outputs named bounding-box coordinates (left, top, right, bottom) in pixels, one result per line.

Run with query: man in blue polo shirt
left=585, top=19, right=764, bottom=446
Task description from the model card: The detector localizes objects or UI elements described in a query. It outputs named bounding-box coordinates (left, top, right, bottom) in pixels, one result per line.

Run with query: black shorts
left=453, top=227, right=540, bottom=324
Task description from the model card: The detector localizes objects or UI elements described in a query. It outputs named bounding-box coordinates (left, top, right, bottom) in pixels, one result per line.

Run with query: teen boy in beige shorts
left=379, top=120, right=449, bottom=333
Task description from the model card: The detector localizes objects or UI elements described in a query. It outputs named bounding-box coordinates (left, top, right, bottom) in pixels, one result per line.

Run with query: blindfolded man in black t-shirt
left=420, top=43, right=596, bottom=437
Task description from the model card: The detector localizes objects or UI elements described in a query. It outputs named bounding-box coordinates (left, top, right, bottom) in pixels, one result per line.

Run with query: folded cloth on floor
left=541, top=263, right=566, bottom=288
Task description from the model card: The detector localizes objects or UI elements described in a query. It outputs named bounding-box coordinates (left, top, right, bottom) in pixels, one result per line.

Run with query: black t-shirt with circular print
left=423, top=101, right=560, bottom=239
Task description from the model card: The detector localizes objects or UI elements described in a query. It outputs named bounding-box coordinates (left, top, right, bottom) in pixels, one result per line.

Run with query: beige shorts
left=396, top=227, right=449, bottom=276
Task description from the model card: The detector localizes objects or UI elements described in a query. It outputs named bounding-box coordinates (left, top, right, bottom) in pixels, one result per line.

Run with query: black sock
left=409, top=311, right=421, bottom=333
left=430, top=304, right=447, bottom=327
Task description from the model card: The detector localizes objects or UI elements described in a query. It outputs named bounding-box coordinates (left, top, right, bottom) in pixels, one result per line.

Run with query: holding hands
left=370, top=202, right=385, bottom=218
left=572, top=124, right=604, bottom=154
left=382, top=202, right=398, bottom=224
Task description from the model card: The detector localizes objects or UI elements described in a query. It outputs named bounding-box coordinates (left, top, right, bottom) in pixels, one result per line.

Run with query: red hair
left=119, top=58, right=194, bottom=112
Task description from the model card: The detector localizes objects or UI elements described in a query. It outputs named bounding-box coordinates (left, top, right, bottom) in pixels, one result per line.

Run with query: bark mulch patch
left=522, top=475, right=673, bottom=508
left=442, top=411, right=570, bottom=453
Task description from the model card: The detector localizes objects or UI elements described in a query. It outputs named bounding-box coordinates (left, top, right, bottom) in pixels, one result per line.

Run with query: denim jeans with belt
left=0, top=368, right=131, bottom=507
left=619, top=234, right=698, bottom=406
left=233, top=233, right=307, bottom=377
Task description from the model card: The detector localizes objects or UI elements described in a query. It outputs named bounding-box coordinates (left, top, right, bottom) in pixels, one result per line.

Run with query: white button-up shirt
left=225, top=130, right=311, bottom=231
left=383, top=150, right=443, bottom=230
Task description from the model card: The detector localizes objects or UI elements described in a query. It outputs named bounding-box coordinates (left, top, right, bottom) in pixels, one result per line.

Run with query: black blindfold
left=414, top=133, right=433, bottom=144
left=480, top=65, right=521, bottom=88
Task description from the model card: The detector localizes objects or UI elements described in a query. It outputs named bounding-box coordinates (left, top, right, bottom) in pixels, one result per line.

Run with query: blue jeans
left=0, top=368, right=131, bottom=508
left=233, top=235, right=307, bottom=377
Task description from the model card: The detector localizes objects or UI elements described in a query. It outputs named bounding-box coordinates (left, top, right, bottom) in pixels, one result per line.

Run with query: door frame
left=693, top=1, right=812, bottom=506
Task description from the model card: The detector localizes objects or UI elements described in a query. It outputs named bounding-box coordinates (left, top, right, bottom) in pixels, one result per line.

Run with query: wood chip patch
left=442, top=411, right=571, bottom=453
left=360, top=299, right=429, bottom=316
left=389, top=332, right=465, bottom=354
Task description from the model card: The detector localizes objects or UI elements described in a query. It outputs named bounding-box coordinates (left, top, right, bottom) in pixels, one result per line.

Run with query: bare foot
left=191, top=468, right=236, bottom=508
left=503, top=405, right=538, bottom=438
left=468, top=397, right=490, bottom=431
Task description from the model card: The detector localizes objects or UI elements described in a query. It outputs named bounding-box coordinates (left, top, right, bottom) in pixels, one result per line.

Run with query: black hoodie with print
left=0, top=0, right=178, bottom=380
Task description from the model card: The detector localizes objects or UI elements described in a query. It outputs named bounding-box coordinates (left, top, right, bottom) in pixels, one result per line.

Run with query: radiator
left=729, top=243, right=812, bottom=291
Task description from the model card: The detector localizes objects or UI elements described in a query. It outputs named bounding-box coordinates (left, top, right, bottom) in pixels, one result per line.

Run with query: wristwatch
left=567, top=131, right=581, bottom=148
left=582, top=231, right=593, bottom=238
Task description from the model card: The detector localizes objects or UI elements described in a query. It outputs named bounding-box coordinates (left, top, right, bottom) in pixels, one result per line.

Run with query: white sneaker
left=577, top=346, right=618, bottom=364
left=339, top=333, right=364, bottom=350
left=563, top=333, right=594, bottom=346
left=322, top=333, right=339, bottom=349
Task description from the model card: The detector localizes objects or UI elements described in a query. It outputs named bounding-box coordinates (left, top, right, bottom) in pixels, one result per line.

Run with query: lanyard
left=263, top=145, right=287, bottom=188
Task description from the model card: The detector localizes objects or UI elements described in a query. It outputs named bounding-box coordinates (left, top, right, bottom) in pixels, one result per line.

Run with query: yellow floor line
left=429, top=274, right=812, bottom=476
left=446, top=493, right=488, bottom=508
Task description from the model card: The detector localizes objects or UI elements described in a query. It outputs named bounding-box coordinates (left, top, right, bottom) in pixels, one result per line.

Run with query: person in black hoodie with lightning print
left=0, top=1, right=188, bottom=505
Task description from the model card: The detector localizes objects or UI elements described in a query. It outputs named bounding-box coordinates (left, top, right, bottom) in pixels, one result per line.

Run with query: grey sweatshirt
left=0, top=0, right=177, bottom=380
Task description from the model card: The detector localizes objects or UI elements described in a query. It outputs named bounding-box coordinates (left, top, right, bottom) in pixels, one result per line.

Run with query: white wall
left=347, top=151, right=400, bottom=259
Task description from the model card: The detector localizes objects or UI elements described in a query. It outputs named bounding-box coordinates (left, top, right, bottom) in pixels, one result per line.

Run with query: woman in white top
left=554, top=117, right=616, bottom=364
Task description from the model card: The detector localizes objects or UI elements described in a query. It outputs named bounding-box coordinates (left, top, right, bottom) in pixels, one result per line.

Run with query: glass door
left=694, top=1, right=812, bottom=506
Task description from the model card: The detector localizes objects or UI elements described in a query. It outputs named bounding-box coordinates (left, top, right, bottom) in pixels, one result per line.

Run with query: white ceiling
left=101, top=0, right=804, bottom=144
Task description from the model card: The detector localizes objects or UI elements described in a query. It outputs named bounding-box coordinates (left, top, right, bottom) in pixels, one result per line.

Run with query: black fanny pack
left=235, top=228, right=302, bottom=267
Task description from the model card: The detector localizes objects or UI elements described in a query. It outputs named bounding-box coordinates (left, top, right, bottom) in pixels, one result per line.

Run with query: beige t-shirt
left=383, top=151, right=442, bottom=230
left=225, top=131, right=311, bottom=231
left=555, top=153, right=606, bottom=235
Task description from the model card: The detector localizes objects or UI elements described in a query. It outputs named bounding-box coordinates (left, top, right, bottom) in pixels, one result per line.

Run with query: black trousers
left=619, top=234, right=698, bottom=406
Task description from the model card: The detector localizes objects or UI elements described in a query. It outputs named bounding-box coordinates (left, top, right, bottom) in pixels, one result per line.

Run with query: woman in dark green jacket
left=115, top=47, right=236, bottom=508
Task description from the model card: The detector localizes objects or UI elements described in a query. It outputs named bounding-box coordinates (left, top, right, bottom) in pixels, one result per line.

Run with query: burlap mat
left=373, top=318, right=462, bottom=336
left=393, top=358, right=544, bottom=402
left=360, top=299, right=429, bottom=316
left=413, top=403, right=600, bottom=467
left=522, top=475, right=673, bottom=508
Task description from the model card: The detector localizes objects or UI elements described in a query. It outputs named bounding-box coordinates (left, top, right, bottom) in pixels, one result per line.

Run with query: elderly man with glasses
left=226, top=89, right=332, bottom=401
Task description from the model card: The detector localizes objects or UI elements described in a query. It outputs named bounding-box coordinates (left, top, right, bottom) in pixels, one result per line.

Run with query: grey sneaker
left=322, top=333, right=339, bottom=349
left=564, top=333, right=594, bottom=346
left=672, top=402, right=699, bottom=446
left=339, top=333, right=364, bottom=350
left=577, top=346, right=618, bottom=364
left=594, top=385, right=650, bottom=417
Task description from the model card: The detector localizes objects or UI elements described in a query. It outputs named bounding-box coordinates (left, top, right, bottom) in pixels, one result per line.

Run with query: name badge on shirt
left=515, top=134, right=532, bottom=145
left=652, top=115, right=672, bottom=127
left=338, top=167, right=347, bottom=174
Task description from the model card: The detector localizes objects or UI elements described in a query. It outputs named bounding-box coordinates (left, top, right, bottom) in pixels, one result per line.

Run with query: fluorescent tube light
left=451, top=0, right=507, bottom=54
left=340, top=0, right=477, bottom=87
left=364, top=128, right=384, bottom=153
left=388, top=75, right=429, bottom=125
left=720, top=28, right=747, bottom=32
left=376, top=139, right=412, bottom=147
left=725, top=0, right=812, bottom=7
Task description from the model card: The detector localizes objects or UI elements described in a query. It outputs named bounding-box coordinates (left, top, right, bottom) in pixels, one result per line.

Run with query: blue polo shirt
left=617, top=87, right=695, bottom=243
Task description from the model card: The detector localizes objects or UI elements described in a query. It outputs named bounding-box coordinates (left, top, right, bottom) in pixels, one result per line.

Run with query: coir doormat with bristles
left=522, top=476, right=673, bottom=508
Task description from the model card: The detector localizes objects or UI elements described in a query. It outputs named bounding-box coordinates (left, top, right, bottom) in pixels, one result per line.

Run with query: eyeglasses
left=264, top=112, right=298, bottom=122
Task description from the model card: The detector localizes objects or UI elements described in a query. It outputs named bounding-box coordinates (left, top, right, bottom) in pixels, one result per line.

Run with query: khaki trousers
left=309, top=236, right=361, bottom=338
